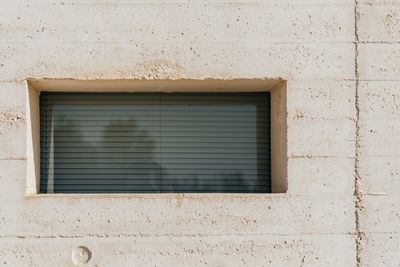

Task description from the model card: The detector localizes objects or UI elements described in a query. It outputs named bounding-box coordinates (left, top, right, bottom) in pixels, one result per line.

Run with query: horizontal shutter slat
left=41, top=153, right=268, bottom=159
left=40, top=175, right=268, bottom=181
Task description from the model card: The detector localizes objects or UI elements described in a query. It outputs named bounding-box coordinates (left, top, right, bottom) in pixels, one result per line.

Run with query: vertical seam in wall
left=354, top=0, right=364, bottom=266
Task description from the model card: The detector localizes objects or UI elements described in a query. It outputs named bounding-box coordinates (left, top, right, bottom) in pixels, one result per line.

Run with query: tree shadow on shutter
left=101, top=119, right=161, bottom=193
left=50, top=117, right=98, bottom=193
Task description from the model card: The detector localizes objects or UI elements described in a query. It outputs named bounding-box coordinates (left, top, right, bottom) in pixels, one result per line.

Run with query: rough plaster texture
left=357, top=1, right=400, bottom=266
left=0, top=0, right=397, bottom=266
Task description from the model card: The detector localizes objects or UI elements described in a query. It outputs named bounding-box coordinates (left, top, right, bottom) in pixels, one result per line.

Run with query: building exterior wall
left=0, top=0, right=398, bottom=266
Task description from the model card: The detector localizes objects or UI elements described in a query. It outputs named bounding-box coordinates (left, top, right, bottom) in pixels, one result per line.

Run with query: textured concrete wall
left=0, top=0, right=397, bottom=266
left=357, top=0, right=400, bottom=266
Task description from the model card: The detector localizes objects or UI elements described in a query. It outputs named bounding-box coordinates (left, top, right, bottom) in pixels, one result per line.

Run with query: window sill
left=25, top=192, right=288, bottom=200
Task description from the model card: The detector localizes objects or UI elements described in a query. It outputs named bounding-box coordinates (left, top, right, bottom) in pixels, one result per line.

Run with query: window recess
left=39, top=92, right=271, bottom=193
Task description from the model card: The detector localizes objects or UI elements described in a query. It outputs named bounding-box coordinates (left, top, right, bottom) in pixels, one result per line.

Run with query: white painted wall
left=0, top=0, right=398, bottom=266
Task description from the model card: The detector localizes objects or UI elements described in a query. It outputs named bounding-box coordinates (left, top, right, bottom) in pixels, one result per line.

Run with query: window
left=39, top=92, right=271, bottom=193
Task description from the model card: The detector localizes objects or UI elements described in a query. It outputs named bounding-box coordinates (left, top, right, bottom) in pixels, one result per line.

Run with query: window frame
left=26, top=79, right=287, bottom=196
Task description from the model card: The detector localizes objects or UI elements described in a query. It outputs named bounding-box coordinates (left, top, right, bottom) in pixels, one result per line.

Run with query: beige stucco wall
left=0, top=0, right=398, bottom=266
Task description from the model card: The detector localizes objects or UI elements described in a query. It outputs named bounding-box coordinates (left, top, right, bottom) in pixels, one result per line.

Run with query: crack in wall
left=354, top=0, right=364, bottom=266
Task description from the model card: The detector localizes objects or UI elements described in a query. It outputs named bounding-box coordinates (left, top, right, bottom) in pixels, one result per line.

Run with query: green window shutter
left=40, top=92, right=270, bottom=193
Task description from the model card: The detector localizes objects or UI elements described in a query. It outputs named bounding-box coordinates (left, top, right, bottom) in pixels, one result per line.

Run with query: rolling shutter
left=40, top=92, right=270, bottom=193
